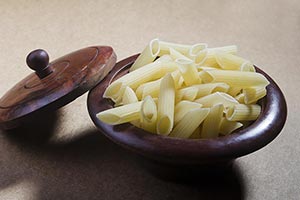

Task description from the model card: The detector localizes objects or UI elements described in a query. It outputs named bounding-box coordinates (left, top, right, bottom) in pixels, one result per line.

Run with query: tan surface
left=0, top=0, right=299, bottom=199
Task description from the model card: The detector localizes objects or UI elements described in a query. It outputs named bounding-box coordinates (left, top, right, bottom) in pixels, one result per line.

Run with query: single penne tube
left=130, top=38, right=160, bottom=71
left=140, top=96, right=158, bottom=133
left=158, top=41, right=191, bottom=56
left=157, top=74, right=176, bottom=135
left=195, top=92, right=239, bottom=108
left=235, top=93, right=245, bottom=103
left=170, top=108, right=210, bottom=138
left=122, top=86, right=138, bottom=104
left=97, top=101, right=142, bottom=125
left=176, top=58, right=201, bottom=86
left=226, top=104, right=261, bottom=121
left=215, top=51, right=254, bottom=71
left=193, top=49, right=208, bottom=66
left=174, top=100, right=203, bottom=124
left=200, top=70, right=270, bottom=88
left=240, top=62, right=256, bottom=72
left=169, top=48, right=193, bottom=61
left=243, top=87, right=267, bottom=104
left=219, top=118, right=243, bottom=135
left=103, top=81, right=124, bottom=101
left=201, top=104, right=224, bottom=138
left=227, top=86, right=242, bottom=97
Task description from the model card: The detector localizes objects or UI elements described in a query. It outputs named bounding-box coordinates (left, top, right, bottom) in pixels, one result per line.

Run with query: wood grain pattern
left=0, top=46, right=116, bottom=129
left=87, top=54, right=287, bottom=166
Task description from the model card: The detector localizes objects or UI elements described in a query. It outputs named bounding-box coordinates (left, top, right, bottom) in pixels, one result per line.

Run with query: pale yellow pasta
left=122, top=86, right=138, bottom=105
left=235, top=93, right=245, bottom=103
left=136, top=70, right=183, bottom=100
left=243, top=87, right=267, bottom=104
left=174, top=101, right=203, bottom=124
left=97, top=102, right=142, bottom=125
left=195, top=92, right=239, bottom=108
left=188, top=43, right=208, bottom=57
left=200, top=70, right=270, bottom=88
left=175, top=87, right=198, bottom=103
left=176, top=83, right=229, bottom=102
left=202, top=45, right=238, bottom=67
left=215, top=51, right=255, bottom=71
left=176, top=58, right=201, bottom=86
left=219, top=118, right=243, bottom=135
left=226, top=104, right=261, bottom=121
left=130, top=38, right=160, bottom=71
left=140, top=96, right=158, bottom=133
left=158, top=41, right=191, bottom=56
left=156, top=54, right=173, bottom=62
left=197, top=66, right=220, bottom=71
left=157, top=74, right=175, bottom=135
left=104, top=60, right=179, bottom=100
left=169, top=48, right=192, bottom=61
left=201, top=104, right=224, bottom=138
left=170, top=108, right=210, bottom=138
left=227, top=87, right=242, bottom=96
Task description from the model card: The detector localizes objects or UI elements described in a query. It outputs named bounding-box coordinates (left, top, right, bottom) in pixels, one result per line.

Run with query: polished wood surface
left=0, top=46, right=116, bottom=129
left=87, top=54, right=287, bottom=166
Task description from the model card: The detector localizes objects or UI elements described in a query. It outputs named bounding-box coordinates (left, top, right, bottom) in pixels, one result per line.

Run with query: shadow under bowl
left=87, top=54, right=287, bottom=178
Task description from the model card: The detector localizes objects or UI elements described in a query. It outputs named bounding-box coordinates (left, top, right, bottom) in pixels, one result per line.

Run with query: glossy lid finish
left=0, top=46, right=116, bottom=129
left=87, top=54, right=287, bottom=165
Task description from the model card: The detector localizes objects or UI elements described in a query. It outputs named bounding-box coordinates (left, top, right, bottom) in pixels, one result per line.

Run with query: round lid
left=0, top=46, right=116, bottom=130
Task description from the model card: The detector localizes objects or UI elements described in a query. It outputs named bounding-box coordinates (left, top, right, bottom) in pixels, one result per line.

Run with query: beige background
left=0, top=0, right=299, bottom=199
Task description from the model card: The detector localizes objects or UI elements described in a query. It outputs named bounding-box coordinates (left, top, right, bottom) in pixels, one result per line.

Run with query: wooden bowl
left=87, top=54, right=287, bottom=176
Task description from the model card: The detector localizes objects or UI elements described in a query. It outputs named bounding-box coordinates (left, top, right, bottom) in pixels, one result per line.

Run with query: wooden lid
left=0, top=46, right=116, bottom=129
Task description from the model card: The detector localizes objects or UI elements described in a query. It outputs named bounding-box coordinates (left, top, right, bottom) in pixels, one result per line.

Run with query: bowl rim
left=87, top=54, right=287, bottom=164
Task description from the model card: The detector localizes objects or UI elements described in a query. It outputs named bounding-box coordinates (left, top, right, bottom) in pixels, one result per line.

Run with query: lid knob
left=26, top=49, right=52, bottom=79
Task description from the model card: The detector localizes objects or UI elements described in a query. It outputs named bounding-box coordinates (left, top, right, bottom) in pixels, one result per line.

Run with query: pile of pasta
left=97, top=39, right=269, bottom=139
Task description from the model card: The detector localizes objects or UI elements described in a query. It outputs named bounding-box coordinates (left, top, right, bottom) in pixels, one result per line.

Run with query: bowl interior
left=87, top=54, right=287, bottom=165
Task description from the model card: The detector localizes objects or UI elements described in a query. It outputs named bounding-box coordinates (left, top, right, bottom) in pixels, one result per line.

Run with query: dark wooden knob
left=26, top=49, right=52, bottom=79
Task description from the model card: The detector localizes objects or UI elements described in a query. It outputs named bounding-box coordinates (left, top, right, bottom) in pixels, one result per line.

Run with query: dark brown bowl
left=87, top=54, right=287, bottom=171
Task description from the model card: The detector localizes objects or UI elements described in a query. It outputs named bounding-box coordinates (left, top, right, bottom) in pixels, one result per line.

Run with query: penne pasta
left=157, top=74, right=176, bottom=135
left=176, top=58, right=201, bottom=86
left=136, top=70, right=184, bottom=100
left=97, top=102, right=142, bottom=125
left=195, top=92, right=239, bottom=108
left=175, top=87, right=198, bottom=103
left=219, top=118, right=243, bottom=135
left=215, top=51, right=254, bottom=71
left=202, top=45, right=238, bottom=67
left=243, top=87, right=267, bottom=104
left=227, top=86, right=242, bottom=97
left=170, top=108, right=210, bottom=138
left=130, top=38, right=160, bottom=71
left=201, top=104, right=224, bottom=138
left=235, top=93, right=245, bottom=103
left=122, top=86, right=138, bottom=104
left=140, top=96, right=158, bottom=133
left=188, top=43, right=208, bottom=58
left=169, top=48, right=192, bottom=61
left=200, top=70, right=270, bottom=88
left=226, top=104, right=261, bottom=121
left=158, top=41, right=191, bottom=56
left=105, top=60, right=179, bottom=100
left=174, top=100, right=203, bottom=124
